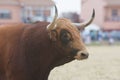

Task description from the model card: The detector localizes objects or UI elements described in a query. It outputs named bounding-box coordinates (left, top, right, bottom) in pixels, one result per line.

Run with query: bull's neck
left=23, top=38, right=63, bottom=80
left=22, top=25, right=66, bottom=80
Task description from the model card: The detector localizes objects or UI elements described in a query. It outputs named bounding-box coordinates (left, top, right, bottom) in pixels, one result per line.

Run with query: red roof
left=0, top=0, right=54, bottom=7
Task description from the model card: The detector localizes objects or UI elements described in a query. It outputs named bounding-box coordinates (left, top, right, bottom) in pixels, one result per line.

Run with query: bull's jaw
left=52, top=50, right=89, bottom=67
left=53, top=56, right=75, bottom=67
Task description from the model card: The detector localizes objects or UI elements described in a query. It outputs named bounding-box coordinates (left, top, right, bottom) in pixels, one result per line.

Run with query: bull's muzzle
left=74, top=51, right=89, bottom=60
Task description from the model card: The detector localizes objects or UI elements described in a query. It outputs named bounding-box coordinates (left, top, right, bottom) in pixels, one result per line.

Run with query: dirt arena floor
left=49, top=46, right=120, bottom=80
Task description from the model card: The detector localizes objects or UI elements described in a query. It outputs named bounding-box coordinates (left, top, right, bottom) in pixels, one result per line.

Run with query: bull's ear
left=49, top=30, right=57, bottom=41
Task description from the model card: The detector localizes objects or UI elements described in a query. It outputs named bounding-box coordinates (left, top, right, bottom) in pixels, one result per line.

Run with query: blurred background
left=0, top=0, right=120, bottom=80
left=0, top=0, right=120, bottom=45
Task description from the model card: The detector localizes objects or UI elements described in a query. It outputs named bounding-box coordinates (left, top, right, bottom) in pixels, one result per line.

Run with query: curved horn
left=75, top=9, right=95, bottom=30
left=47, top=4, right=58, bottom=30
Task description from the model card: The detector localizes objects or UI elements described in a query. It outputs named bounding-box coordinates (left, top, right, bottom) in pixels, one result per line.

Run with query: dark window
left=112, top=9, right=118, bottom=17
left=0, top=10, right=11, bottom=19
left=111, top=9, right=120, bottom=21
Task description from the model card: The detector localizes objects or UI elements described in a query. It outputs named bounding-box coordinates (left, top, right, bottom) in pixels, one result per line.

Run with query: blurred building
left=0, top=0, right=54, bottom=24
left=104, top=0, right=120, bottom=31
left=81, top=0, right=120, bottom=31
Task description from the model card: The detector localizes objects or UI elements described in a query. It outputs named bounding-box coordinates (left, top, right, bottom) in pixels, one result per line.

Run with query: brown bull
left=0, top=3, right=95, bottom=80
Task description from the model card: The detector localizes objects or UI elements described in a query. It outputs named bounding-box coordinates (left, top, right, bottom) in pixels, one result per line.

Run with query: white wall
left=54, top=0, right=81, bottom=16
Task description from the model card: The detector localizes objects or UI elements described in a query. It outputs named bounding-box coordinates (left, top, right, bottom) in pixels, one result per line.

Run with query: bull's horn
left=47, top=4, right=58, bottom=30
left=75, top=9, right=95, bottom=30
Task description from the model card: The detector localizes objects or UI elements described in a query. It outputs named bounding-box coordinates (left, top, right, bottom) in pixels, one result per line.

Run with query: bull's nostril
left=81, top=53, right=89, bottom=58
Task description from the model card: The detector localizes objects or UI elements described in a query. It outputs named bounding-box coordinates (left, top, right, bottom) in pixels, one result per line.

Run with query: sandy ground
left=49, top=46, right=120, bottom=80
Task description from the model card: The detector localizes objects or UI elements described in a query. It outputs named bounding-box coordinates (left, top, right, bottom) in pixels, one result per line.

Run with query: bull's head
left=47, top=4, right=95, bottom=62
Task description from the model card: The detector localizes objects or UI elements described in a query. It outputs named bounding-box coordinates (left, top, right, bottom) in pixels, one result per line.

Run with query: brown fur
left=0, top=19, right=87, bottom=80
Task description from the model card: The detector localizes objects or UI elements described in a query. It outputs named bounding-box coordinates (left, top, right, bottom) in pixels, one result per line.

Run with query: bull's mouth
left=74, top=51, right=89, bottom=60
left=69, top=49, right=89, bottom=60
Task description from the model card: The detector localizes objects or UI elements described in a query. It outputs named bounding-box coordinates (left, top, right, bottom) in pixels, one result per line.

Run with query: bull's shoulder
left=0, top=23, right=26, bottom=48
left=0, top=23, right=26, bottom=64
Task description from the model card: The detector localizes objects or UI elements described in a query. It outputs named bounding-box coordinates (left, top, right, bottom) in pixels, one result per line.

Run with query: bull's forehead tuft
left=57, top=18, right=71, bottom=22
left=56, top=18, right=71, bottom=25
left=56, top=18, right=79, bottom=32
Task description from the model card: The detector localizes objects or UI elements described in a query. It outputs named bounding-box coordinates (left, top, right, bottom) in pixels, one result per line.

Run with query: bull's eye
left=60, top=29, right=72, bottom=45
